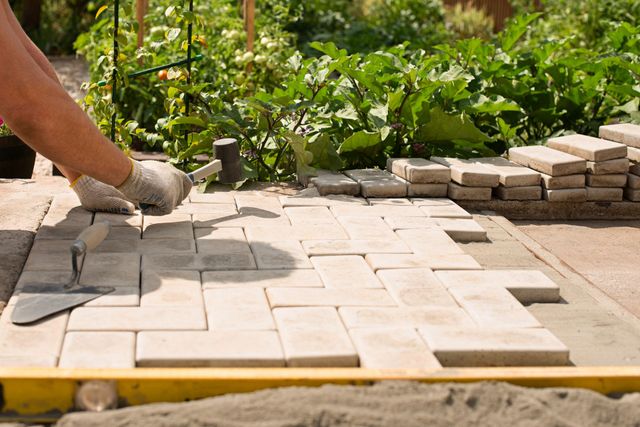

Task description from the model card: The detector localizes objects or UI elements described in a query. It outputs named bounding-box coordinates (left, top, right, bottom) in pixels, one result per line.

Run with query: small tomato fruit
left=157, top=70, right=168, bottom=80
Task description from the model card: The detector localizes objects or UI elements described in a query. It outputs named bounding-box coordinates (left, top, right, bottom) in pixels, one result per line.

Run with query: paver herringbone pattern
left=2, top=191, right=569, bottom=368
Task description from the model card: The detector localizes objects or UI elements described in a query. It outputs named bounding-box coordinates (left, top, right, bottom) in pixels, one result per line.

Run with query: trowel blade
left=11, top=284, right=115, bottom=325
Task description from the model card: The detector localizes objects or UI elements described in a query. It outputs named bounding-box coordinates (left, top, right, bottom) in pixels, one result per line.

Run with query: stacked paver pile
left=470, top=157, right=542, bottom=201
left=547, top=134, right=628, bottom=202
left=430, top=157, right=500, bottom=201
left=508, top=145, right=587, bottom=202
left=2, top=191, right=570, bottom=369
left=599, top=123, right=640, bottom=201
left=386, top=158, right=450, bottom=197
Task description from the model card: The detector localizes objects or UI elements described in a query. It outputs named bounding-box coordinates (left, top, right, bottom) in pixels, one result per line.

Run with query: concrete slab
left=547, top=134, right=627, bottom=161
left=509, top=146, right=586, bottom=176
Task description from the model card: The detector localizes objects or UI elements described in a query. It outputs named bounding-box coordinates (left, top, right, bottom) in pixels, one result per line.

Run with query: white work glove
left=116, top=160, right=192, bottom=216
left=71, top=175, right=136, bottom=214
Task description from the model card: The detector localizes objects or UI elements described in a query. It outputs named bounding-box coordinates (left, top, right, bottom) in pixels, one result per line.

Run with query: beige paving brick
left=431, top=157, right=500, bottom=187
left=509, top=145, right=586, bottom=176
left=386, top=158, right=450, bottom=184
left=202, top=269, right=323, bottom=289
left=407, top=183, right=449, bottom=197
left=365, top=253, right=482, bottom=271
left=173, top=203, right=237, bottom=215
left=59, top=332, right=135, bottom=368
left=94, top=212, right=142, bottom=227
left=267, top=288, right=395, bottom=308
left=543, top=188, right=587, bottom=202
left=494, top=185, right=542, bottom=201
left=410, top=197, right=456, bottom=206
left=194, top=228, right=252, bottom=255
left=35, top=224, right=88, bottom=240
left=336, top=216, right=398, bottom=241
left=235, top=194, right=285, bottom=216
left=628, top=146, right=640, bottom=162
left=311, top=256, right=382, bottom=289
left=585, top=174, right=627, bottom=187
left=434, top=218, right=487, bottom=242
left=600, top=123, right=640, bottom=148
left=67, top=307, right=206, bottom=331
left=586, top=187, right=623, bottom=202
left=540, top=173, right=585, bottom=189
left=0, top=355, right=58, bottom=367
left=547, top=134, right=627, bottom=161
left=82, top=287, right=140, bottom=307
left=245, top=225, right=348, bottom=242
left=350, top=328, right=442, bottom=369
left=284, top=206, right=338, bottom=225
left=624, top=187, right=640, bottom=201
left=383, top=216, right=440, bottom=230
left=396, top=228, right=465, bottom=255
left=94, top=239, right=197, bottom=254
left=273, top=307, right=358, bottom=367
left=331, top=205, right=424, bottom=218
left=448, top=285, right=542, bottom=328
left=79, top=253, right=140, bottom=288
left=142, top=214, right=193, bottom=239
left=251, top=241, right=311, bottom=269
left=418, top=327, right=570, bottom=366
left=447, top=182, right=492, bottom=201
left=189, top=192, right=236, bottom=204
left=204, top=288, right=274, bottom=330
left=142, top=253, right=256, bottom=271
left=137, top=330, right=285, bottom=367
left=345, top=169, right=408, bottom=198
left=418, top=202, right=472, bottom=219
left=586, top=158, right=629, bottom=175
left=141, top=270, right=203, bottom=307
left=41, top=206, right=93, bottom=228
left=435, top=270, right=560, bottom=304
left=23, top=239, right=79, bottom=272
left=471, top=157, right=541, bottom=187
left=302, top=239, right=412, bottom=256
left=194, top=227, right=246, bottom=240
left=368, top=198, right=414, bottom=206
left=376, top=268, right=458, bottom=307
left=310, top=171, right=360, bottom=196
left=339, top=307, right=474, bottom=328
left=49, top=193, right=81, bottom=210
left=279, top=194, right=367, bottom=207
left=192, top=212, right=290, bottom=228
left=106, top=227, right=141, bottom=240
left=628, top=173, right=640, bottom=189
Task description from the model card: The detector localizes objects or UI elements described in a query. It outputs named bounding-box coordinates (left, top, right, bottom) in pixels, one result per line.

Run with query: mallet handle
left=187, top=159, right=223, bottom=183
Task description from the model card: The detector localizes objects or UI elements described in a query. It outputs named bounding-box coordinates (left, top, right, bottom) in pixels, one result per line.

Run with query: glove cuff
left=115, top=159, right=142, bottom=196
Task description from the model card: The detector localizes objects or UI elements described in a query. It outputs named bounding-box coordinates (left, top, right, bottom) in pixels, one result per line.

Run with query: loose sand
left=56, top=381, right=640, bottom=427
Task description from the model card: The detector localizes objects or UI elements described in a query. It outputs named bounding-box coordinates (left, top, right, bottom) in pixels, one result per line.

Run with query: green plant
left=0, top=118, right=12, bottom=137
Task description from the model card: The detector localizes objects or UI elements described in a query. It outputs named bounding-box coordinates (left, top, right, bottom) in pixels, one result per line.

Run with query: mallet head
left=214, top=138, right=242, bottom=184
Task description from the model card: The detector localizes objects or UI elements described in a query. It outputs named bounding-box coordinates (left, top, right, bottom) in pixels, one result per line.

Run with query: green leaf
left=368, top=103, right=388, bottom=129
left=168, top=116, right=207, bottom=129
left=307, top=134, right=344, bottom=171
left=500, top=13, right=542, bottom=52
left=166, top=28, right=182, bottom=42
left=95, top=5, right=108, bottom=19
left=339, top=131, right=381, bottom=154
left=461, top=94, right=521, bottom=114
left=310, top=42, right=348, bottom=59
left=416, top=107, right=491, bottom=144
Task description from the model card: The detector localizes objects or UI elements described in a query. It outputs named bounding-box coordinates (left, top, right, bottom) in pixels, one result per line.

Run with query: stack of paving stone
left=546, top=134, right=628, bottom=202
left=508, top=145, right=587, bottom=202
left=430, top=157, right=500, bottom=201
left=599, top=123, right=640, bottom=201
left=470, top=157, right=542, bottom=201
left=386, top=158, right=451, bottom=197
left=343, top=169, right=408, bottom=198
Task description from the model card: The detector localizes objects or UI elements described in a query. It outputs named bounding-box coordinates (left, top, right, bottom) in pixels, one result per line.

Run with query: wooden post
left=136, top=0, right=148, bottom=64
left=244, top=0, right=255, bottom=73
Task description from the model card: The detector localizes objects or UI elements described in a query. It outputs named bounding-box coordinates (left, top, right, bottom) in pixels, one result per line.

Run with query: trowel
left=11, top=222, right=115, bottom=325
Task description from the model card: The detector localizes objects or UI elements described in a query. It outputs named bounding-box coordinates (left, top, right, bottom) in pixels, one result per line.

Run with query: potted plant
left=0, top=118, right=36, bottom=178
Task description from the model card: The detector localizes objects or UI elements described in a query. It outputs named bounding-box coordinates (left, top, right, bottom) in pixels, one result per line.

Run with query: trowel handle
left=75, top=222, right=111, bottom=253
left=187, top=159, right=222, bottom=183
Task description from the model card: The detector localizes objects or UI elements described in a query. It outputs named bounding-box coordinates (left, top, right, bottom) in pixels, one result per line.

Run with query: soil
left=55, top=381, right=640, bottom=427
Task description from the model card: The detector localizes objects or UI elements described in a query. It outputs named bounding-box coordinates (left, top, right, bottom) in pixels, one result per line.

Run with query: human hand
left=71, top=175, right=136, bottom=214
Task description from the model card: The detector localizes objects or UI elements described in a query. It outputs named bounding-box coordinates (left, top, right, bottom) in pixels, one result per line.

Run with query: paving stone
left=383, top=216, right=439, bottom=230
left=79, top=253, right=140, bottom=287
left=345, top=169, right=408, bottom=197
left=509, top=145, right=586, bottom=176
left=447, top=182, right=492, bottom=201
left=67, top=307, right=207, bottom=331
left=367, top=198, right=414, bottom=206
left=189, top=192, right=236, bottom=204
left=349, top=328, right=442, bottom=369
left=435, top=270, right=560, bottom=304
left=431, top=157, right=500, bottom=187
left=336, top=216, right=398, bottom=241
left=301, top=239, right=412, bottom=256
left=471, top=157, right=541, bottom=187
left=204, top=288, right=275, bottom=330
left=599, top=123, right=640, bottom=148
left=284, top=206, right=339, bottom=225
left=540, top=173, right=585, bottom=189
left=0, top=305, right=68, bottom=363
left=23, top=239, right=79, bottom=271
left=251, top=240, right=312, bottom=269
left=35, top=224, right=88, bottom=240
left=332, top=205, right=424, bottom=218
left=141, top=270, right=203, bottom=307
left=245, top=225, right=348, bottom=242
left=59, top=332, right=135, bottom=368
left=339, top=307, right=474, bottom=328
left=235, top=194, right=285, bottom=216
left=41, top=206, right=93, bottom=228
left=273, top=307, right=358, bottom=367
left=585, top=174, right=627, bottom=187
left=495, top=185, right=542, bottom=201
left=418, top=327, right=570, bottom=367
left=194, top=227, right=246, bottom=240
left=547, top=134, right=627, bottom=161
left=82, top=287, right=140, bottom=307
left=376, top=268, right=458, bottom=307
left=407, top=183, right=449, bottom=197
left=365, top=253, right=482, bottom=271
left=628, top=173, right=640, bottom=189
left=279, top=194, right=367, bottom=207
left=94, top=239, right=197, bottom=254
left=202, top=269, right=323, bottom=289
left=267, top=288, right=395, bottom=308
left=143, top=253, right=257, bottom=271
left=396, top=228, right=465, bottom=255
left=49, top=193, right=81, bottom=210
left=435, top=218, right=487, bottom=242
left=142, top=214, right=194, bottom=239
left=106, top=227, right=141, bottom=240
left=311, top=256, right=382, bottom=289
left=137, top=330, right=285, bottom=367
left=586, top=158, right=630, bottom=175
left=94, top=212, right=142, bottom=227
left=627, top=146, right=640, bottom=162
left=386, top=158, right=451, bottom=184
left=309, top=171, right=360, bottom=196
left=448, top=285, right=542, bottom=328
left=173, top=203, right=237, bottom=215
left=192, top=212, right=290, bottom=228
left=630, top=162, right=640, bottom=175
left=586, top=187, right=623, bottom=202
left=417, top=201, right=472, bottom=219
left=543, top=188, right=587, bottom=202
left=624, top=187, right=640, bottom=202
left=410, top=197, right=457, bottom=206
left=0, top=355, right=58, bottom=367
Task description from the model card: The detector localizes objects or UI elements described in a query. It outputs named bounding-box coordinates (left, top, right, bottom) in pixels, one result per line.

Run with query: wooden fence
left=443, top=0, right=513, bottom=31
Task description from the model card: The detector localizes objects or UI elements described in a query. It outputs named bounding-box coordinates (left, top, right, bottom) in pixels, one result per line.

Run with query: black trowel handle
left=72, top=222, right=111, bottom=255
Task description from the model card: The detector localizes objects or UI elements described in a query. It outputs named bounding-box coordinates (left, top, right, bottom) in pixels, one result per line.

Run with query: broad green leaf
left=500, top=13, right=542, bottom=52
left=339, top=131, right=381, bottom=154
left=168, top=116, right=207, bottom=129
left=416, top=107, right=491, bottom=143
left=461, top=94, right=521, bottom=114
left=310, top=42, right=348, bottom=59
left=307, top=134, right=343, bottom=170
left=368, top=103, right=388, bottom=129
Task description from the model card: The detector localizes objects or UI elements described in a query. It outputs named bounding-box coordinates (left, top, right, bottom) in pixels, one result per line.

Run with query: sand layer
left=56, top=381, right=640, bottom=427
